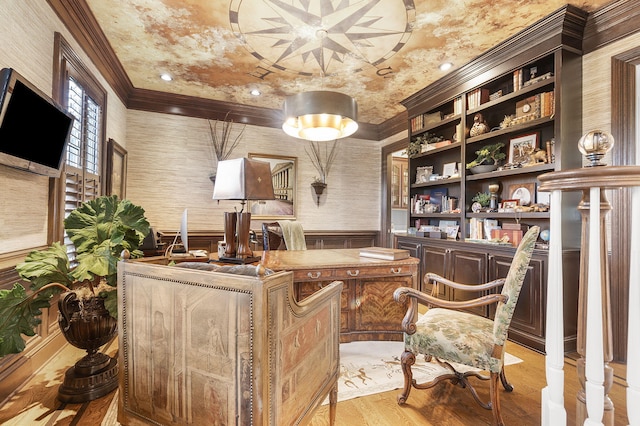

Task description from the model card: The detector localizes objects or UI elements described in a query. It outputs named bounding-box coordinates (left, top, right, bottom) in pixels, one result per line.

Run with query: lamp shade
left=212, top=158, right=275, bottom=201
left=282, top=91, right=358, bottom=141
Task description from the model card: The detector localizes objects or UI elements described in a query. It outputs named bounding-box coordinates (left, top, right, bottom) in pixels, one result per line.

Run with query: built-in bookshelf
left=395, top=5, right=587, bottom=353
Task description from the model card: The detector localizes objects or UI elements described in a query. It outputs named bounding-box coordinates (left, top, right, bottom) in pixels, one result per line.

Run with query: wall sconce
left=310, top=181, right=327, bottom=206
left=212, top=158, right=275, bottom=263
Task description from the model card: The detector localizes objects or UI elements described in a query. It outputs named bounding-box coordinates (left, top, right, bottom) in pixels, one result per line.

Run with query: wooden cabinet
left=447, top=248, right=489, bottom=317
left=395, top=234, right=579, bottom=353
left=391, top=157, right=409, bottom=209
left=393, top=7, right=588, bottom=353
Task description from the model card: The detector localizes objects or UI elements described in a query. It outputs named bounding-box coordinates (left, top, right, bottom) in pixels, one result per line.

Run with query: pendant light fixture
left=282, top=90, right=358, bottom=141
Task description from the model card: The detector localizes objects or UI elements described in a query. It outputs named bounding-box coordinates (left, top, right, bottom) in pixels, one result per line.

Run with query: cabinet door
left=297, top=280, right=350, bottom=334
left=391, top=162, right=401, bottom=208
left=490, top=254, right=544, bottom=347
left=446, top=249, right=488, bottom=317
left=421, top=244, right=447, bottom=297
left=401, top=161, right=409, bottom=208
left=354, top=275, right=413, bottom=339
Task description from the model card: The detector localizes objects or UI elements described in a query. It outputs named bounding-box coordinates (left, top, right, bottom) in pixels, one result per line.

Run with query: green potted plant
left=466, top=143, right=506, bottom=174
left=0, top=195, right=149, bottom=400
left=404, top=132, right=444, bottom=157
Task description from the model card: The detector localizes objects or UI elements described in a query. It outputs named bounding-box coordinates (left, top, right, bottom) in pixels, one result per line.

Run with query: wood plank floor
left=0, top=340, right=629, bottom=425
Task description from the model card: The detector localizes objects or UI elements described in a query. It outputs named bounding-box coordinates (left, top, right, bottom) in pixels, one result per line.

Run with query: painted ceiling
left=85, top=0, right=610, bottom=125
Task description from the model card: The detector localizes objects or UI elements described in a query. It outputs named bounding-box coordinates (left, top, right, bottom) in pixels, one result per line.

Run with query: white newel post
left=584, top=187, right=605, bottom=426
left=542, top=189, right=566, bottom=426
left=628, top=185, right=640, bottom=426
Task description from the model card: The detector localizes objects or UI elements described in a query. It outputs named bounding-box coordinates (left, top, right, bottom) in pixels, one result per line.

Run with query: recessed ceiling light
left=439, top=62, right=453, bottom=71
left=250, top=89, right=261, bottom=96
left=160, top=73, right=173, bottom=81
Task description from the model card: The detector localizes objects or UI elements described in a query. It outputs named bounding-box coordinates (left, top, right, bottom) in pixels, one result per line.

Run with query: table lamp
left=213, top=157, right=275, bottom=263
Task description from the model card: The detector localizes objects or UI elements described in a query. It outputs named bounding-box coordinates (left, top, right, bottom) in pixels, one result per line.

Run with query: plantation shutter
left=63, top=77, right=102, bottom=256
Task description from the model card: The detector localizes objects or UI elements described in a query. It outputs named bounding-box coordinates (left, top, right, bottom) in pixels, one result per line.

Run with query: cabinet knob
left=391, top=267, right=402, bottom=274
left=347, top=269, right=360, bottom=277
left=355, top=298, right=361, bottom=308
left=307, top=271, right=321, bottom=279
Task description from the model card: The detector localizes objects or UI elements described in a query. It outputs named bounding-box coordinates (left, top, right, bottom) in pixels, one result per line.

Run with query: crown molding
left=583, top=0, right=640, bottom=53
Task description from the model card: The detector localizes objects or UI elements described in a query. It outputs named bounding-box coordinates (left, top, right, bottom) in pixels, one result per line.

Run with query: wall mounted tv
left=0, top=68, right=74, bottom=177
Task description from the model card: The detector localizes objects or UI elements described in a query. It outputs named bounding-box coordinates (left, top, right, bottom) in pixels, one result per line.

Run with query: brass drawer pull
left=347, top=270, right=360, bottom=277
left=307, top=271, right=321, bottom=279
left=391, top=267, right=402, bottom=274
left=355, top=298, right=361, bottom=307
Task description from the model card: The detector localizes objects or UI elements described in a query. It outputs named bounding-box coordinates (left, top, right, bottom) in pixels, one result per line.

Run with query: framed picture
left=415, top=165, right=433, bottom=183
left=106, top=138, right=127, bottom=199
left=248, top=153, right=297, bottom=219
left=442, top=162, right=457, bottom=177
left=509, top=132, right=538, bottom=164
left=446, top=225, right=459, bottom=239
left=501, top=199, right=519, bottom=210
left=507, top=182, right=536, bottom=206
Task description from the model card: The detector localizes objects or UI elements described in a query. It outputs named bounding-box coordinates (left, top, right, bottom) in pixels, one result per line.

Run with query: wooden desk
left=260, top=249, right=419, bottom=342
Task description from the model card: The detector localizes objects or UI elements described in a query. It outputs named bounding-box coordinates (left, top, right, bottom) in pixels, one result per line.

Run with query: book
left=359, top=247, right=410, bottom=260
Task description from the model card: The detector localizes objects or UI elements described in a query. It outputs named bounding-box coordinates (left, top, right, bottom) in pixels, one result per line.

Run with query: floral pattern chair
left=393, top=226, right=540, bottom=426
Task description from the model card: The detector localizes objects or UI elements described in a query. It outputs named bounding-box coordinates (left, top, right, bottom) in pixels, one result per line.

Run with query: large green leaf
left=15, top=242, right=73, bottom=291
left=0, top=284, right=52, bottom=357
left=64, top=195, right=150, bottom=286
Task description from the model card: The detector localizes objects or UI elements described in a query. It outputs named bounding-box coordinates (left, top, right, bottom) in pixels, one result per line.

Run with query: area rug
left=324, top=340, right=523, bottom=404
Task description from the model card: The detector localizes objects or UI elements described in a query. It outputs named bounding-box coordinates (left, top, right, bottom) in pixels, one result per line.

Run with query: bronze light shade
left=282, top=91, right=358, bottom=141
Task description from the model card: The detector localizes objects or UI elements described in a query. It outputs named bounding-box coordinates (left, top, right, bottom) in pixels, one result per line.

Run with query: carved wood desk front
left=259, top=248, right=419, bottom=343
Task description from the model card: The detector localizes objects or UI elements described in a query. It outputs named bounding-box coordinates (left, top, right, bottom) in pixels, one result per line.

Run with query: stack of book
left=359, top=247, right=410, bottom=260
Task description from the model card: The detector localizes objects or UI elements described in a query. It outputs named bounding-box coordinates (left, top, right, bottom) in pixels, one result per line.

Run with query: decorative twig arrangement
left=305, top=140, right=338, bottom=183
left=209, top=111, right=245, bottom=165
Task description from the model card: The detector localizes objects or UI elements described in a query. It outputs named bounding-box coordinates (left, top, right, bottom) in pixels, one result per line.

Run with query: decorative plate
left=511, top=187, right=531, bottom=206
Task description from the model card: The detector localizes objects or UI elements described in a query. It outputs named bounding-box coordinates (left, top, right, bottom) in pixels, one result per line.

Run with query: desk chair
left=393, top=226, right=539, bottom=426
left=262, top=222, right=286, bottom=250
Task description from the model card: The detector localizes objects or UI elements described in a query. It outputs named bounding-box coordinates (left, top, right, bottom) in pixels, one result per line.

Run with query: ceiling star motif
left=229, top=0, right=415, bottom=77
left=84, top=0, right=613, bottom=125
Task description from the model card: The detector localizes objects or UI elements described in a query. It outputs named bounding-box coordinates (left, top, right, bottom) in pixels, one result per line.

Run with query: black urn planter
left=311, top=181, right=327, bottom=206
left=57, top=292, right=118, bottom=403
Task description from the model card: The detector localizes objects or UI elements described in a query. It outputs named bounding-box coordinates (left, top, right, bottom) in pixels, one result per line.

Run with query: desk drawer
left=333, top=265, right=415, bottom=279
left=292, top=269, right=335, bottom=281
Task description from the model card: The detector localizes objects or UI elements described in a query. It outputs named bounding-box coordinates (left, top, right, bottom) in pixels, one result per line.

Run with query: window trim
left=51, top=32, right=107, bottom=243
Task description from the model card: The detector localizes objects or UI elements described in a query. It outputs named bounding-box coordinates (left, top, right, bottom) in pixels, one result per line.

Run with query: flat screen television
left=0, top=68, right=74, bottom=177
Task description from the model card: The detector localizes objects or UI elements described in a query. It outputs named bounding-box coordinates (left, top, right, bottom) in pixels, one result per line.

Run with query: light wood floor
left=0, top=340, right=629, bottom=425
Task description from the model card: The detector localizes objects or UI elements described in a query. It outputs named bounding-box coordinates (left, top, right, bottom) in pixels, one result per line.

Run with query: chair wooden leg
left=490, top=372, right=505, bottom=426
left=397, top=350, right=415, bottom=405
left=329, top=382, right=337, bottom=426
left=499, top=368, right=513, bottom=392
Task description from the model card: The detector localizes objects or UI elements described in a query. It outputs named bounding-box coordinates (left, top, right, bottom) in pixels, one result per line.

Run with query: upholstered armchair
left=393, top=226, right=540, bottom=426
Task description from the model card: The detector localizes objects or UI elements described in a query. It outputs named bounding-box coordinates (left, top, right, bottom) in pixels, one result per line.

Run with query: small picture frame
left=501, top=199, right=519, bottom=210
left=446, top=225, right=459, bottom=240
left=507, top=182, right=536, bottom=206
left=415, top=166, right=433, bottom=183
left=509, top=132, right=538, bottom=164
left=442, top=162, right=457, bottom=177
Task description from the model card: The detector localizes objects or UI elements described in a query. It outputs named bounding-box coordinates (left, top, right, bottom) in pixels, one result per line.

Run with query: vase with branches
left=305, top=140, right=338, bottom=184
left=305, top=141, right=338, bottom=205
left=208, top=111, right=245, bottom=183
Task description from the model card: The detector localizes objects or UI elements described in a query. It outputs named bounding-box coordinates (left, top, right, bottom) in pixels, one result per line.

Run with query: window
left=64, top=77, right=101, bottom=214
left=52, top=33, right=107, bottom=246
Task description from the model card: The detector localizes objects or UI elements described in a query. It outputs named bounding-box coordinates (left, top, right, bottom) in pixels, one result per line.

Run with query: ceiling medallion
left=229, top=0, right=415, bottom=77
